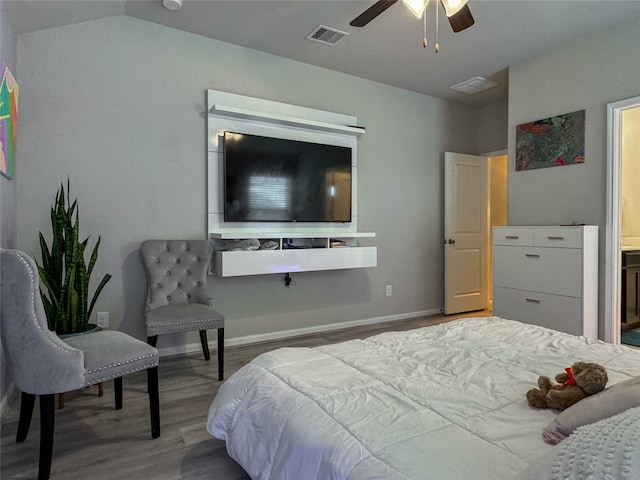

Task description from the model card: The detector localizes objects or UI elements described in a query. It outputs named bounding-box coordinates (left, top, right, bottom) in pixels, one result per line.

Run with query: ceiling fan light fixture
left=441, top=0, right=467, bottom=17
left=403, top=0, right=429, bottom=19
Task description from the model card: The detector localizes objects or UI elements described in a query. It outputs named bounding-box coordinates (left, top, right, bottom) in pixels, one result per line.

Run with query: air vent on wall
left=449, top=76, right=498, bottom=95
left=306, top=25, right=349, bottom=46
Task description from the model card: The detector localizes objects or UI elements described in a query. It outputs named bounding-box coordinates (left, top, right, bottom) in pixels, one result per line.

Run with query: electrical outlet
left=385, top=285, right=392, bottom=297
left=96, top=311, right=109, bottom=329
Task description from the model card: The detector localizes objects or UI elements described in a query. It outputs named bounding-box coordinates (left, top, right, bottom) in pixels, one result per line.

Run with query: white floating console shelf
left=209, top=104, right=366, bottom=136
left=210, top=232, right=377, bottom=277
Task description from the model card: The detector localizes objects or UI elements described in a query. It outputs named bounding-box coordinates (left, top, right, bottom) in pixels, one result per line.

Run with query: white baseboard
left=158, top=308, right=441, bottom=358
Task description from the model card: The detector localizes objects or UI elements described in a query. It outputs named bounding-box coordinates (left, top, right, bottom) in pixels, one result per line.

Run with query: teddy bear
left=526, top=362, right=608, bottom=411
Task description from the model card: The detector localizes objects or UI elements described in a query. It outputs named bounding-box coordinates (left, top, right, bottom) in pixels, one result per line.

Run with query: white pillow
left=542, top=375, right=640, bottom=445
left=520, top=406, right=640, bottom=480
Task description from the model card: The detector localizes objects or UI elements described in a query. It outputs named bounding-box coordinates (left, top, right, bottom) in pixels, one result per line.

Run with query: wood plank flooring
left=0, top=311, right=490, bottom=480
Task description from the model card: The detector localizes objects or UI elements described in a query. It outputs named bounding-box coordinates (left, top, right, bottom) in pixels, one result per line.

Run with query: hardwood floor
left=0, top=311, right=490, bottom=480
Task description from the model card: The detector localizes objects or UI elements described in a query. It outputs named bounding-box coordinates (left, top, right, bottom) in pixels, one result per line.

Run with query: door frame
left=482, top=149, right=508, bottom=308
left=605, top=95, right=640, bottom=343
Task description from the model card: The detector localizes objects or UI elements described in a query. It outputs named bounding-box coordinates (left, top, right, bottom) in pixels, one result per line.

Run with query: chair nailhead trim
left=85, top=362, right=159, bottom=385
left=150, top=318, right=223, bottom=327
left=149, top=326, right=223, bottom=335
left=148, top=319, right=223, bottom=336
left=86, top=352, right=158, bottom=374
left=15, top=252, right=78, bottom=354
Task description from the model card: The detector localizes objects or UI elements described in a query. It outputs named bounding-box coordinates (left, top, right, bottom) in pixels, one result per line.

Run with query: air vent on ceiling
left=449, top=76, right=498, bottom=95
left=306, top=25, right=349, bottom=46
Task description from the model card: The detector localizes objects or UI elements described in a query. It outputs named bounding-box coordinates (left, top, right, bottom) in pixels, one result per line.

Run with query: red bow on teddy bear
left=563, top=367, right=576, bottom=385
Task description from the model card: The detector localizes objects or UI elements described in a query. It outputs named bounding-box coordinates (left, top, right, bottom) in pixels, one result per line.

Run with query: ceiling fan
left=350, top=0, right=475, bottom=49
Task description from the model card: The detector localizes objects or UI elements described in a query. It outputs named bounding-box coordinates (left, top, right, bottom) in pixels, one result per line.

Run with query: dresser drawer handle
left=525, top=298, right=541, bottom=304
left=547, top=236, right=565, bottom=240
left=505, top=236, right=519, bottom=239
left=525, top=254, right=540, bottom=258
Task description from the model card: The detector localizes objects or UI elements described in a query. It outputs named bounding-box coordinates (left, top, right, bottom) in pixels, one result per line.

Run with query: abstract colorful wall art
left=516, top=110, right=585, bottom=171
left=1, top=66, right=19, bottom=179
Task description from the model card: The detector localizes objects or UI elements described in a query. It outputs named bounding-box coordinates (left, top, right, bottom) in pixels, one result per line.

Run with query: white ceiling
left=6, top=0, right=640, bottom=107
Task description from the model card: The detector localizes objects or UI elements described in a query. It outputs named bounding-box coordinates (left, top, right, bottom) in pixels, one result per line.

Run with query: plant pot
left=59, top=323, right=102, bottom=339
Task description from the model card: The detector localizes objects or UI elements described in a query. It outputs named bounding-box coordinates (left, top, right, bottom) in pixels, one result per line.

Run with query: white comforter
left=207, top=317, right=640, bottom=480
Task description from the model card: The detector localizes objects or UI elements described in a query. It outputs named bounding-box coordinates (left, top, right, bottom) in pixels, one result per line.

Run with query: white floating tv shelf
left=209, top=232, right=377, bottom=277
left=209, top=104, right=366, bottom=136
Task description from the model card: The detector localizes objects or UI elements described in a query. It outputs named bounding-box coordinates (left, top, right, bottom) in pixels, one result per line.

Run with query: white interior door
left=444, top=152, right=489, bottom=314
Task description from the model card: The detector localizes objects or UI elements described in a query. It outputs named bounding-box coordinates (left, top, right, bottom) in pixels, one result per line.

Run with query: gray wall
left=477, top=99, right=508, bottom=154
left=508, top=16, right=640, bottom=334
left=0, top=0, right=18, bottom=408
left=14, top=16, right=481, bottom=355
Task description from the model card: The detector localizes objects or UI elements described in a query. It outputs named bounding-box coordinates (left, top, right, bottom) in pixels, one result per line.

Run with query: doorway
left=487, top=154, right=508, bottom=308
left=605, top=96, right=640, bottom=344
left=443, top=151, right=507, bottom=314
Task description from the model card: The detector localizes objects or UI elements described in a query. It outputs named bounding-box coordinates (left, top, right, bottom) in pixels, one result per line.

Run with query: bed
left=207, top=316, right=640, bottom=479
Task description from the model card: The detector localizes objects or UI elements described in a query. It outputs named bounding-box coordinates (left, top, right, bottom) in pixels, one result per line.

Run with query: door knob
left=448, top=239, right=456, bottom=245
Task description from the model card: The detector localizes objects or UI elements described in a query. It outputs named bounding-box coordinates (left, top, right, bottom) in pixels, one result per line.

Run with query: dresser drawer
left=533, top=228, right=583, bottom=248
left=493, top=246, right=583, bottom=297
left=493, top=227, right=533, bottom=246
left=493, top=287, right=584, bottom=336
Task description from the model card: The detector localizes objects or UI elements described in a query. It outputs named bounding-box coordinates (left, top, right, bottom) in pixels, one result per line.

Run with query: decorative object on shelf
left=219, top=238, right=260, bottom=251
left=516, top=109, right=585, bottom=171
left=37, top=180, right=112, bottom=335
left=0, top=66, right=19, bottom=180
left=259, top=239, right=279, bottom=250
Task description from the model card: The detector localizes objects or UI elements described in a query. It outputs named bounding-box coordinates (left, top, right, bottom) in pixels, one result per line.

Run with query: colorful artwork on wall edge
left=516, top=109, right=585, bottom=172
left=1, top=66, right=19, bottom=180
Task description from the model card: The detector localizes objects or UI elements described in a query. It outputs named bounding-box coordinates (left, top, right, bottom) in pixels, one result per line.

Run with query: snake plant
left=37, top=180, right=112, bottom=335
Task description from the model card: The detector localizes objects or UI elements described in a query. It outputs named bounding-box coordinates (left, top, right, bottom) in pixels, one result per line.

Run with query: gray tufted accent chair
left=0, top=249, right=160, bottom=480
left=140, top=239, right=225, bottom=380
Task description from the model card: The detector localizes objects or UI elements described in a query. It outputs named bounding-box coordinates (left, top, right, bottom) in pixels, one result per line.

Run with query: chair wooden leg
left=114, top=377, right=123, bottom=410
left=147, top=335, right=158, bottom=348
left=16, top=391, right=35, bottom=442
left=147, top=367, right=161, bottom=439
left=199, top=330, right=211, bottom=361
left=39, top=394, right=55, bottom=480
left=217, top=327, right=224, bottom=381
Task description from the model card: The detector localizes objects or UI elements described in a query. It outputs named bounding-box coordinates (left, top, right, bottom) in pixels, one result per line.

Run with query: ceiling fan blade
left=447, top=3, right=474, bottom=33
left=350, top=0, right=399, bottom=27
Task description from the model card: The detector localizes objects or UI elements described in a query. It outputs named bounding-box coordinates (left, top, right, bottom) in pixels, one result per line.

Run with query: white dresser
left=492, top=226, right=598, bottom=338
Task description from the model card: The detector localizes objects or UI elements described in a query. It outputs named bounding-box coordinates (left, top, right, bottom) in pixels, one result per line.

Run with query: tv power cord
left=283, top=273, right=297, bottom=288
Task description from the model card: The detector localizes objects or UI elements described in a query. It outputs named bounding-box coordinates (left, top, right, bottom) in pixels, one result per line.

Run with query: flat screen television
left=223, top=131, right=352, bottom=223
